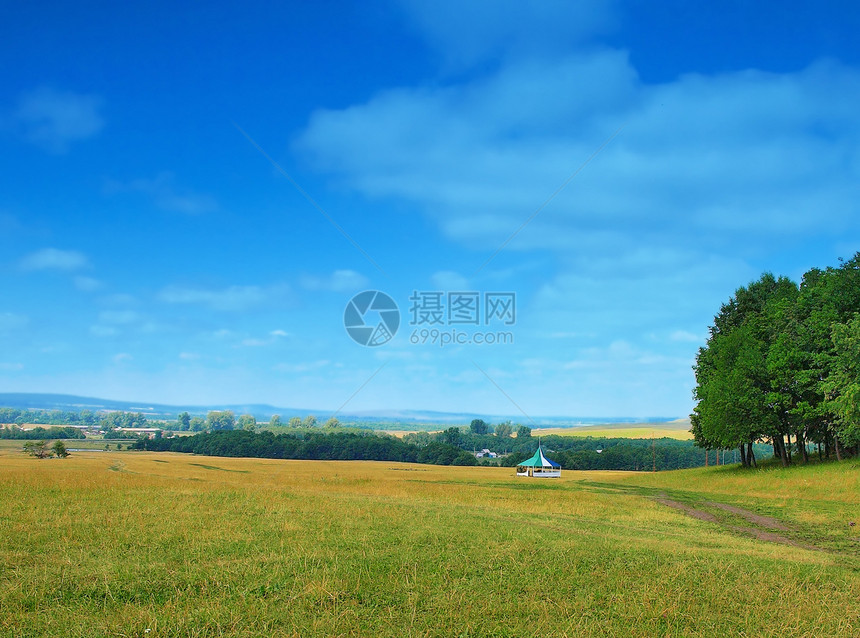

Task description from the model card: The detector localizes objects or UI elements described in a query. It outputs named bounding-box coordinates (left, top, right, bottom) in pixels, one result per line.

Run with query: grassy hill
left=1, top=448, right=857, bottom=636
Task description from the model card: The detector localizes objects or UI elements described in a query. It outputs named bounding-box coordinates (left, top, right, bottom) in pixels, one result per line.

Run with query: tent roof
left=517, top=443, right=560, bottom=468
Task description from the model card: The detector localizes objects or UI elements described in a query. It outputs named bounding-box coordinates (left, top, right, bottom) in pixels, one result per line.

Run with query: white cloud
left=74, top=276, right=102, bottom=292
left=240, top=330, right=289, bottom=348
left=158, top=283, right=290, bottom=311
left=296, top=56, right=860, bottom=264
left=396, top=0, right=617, bottom=68
left=669, top=330, right=704, bottom=343
left=112, top=353, right=133, bottom=364
left=11, top=87, right=104, bottom=153
left=106, top=172, right=218, bottom=215
left=300, top=269, right=369, bottom=293
left=179, top=352, right=200, bottom=360
left=20, top=248, right=89, bottom=272
left=561, top=340, right=692, bottom=371
left=0, top=362, right=24, bottom=371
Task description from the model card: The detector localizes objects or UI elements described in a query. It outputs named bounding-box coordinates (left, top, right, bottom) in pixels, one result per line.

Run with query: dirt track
left=655, top=496, right=820, bottom=550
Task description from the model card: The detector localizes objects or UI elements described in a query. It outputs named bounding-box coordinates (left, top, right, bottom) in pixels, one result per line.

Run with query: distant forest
left=0, top=426, right=85, bottom=440
left=0, top=403, right=813, bottom=471
left=134, top=427, right=753, bottom=472
left=692, top=254, right=860, bottom=466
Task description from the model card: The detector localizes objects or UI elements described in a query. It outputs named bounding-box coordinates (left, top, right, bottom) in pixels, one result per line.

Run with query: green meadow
left=1, top=448, right=858, bottom=637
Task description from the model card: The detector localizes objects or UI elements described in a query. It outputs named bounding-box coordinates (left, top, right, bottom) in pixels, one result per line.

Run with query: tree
left=177, top=412, right=191, bottom=431
left=269, top=414, right=282, bottom=428
left=303, top=415, right=317, bottom=428
left=691, top=273, right=799, bottom=466
left=23, top=440, right=51, bottom=458
left=238, top=414, right=257, bottom=431
left=453, top=451, right=478, bottom=466
left=827, top=315, right=860, bottom=450
left=288, top=416, right=302, bottom=428
left=516, top=425, right=532, bottom=438
left=207, top=411, right=236, bottom=431
left=324, top=417, right=340, bottom=428
left=190, top=416, right=206, bottom=432
left=52, top=440, right=69, bottom=458
left=442, top=427, right=461, bottom=447
left=494, top=421, right=513, bottom=438
left=469, top=419, right=489, bottom=435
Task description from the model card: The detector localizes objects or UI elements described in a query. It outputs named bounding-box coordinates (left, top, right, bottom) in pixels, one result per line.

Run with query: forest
left=692, top=254, right=860, bottom=466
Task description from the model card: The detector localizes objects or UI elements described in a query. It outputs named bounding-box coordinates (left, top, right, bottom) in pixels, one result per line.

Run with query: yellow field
left=534, top=419, right=693, bottom=440
left=1, top=447, right=857, bottom=637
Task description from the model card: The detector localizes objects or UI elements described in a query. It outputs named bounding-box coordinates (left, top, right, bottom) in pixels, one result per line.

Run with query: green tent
left=516, top=442, right=561, bottom=477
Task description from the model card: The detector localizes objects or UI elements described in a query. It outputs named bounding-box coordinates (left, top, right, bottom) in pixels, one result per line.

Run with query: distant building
left=115, top=427, right=161, bottom=438
left=475, top=448, right=497, bottom=459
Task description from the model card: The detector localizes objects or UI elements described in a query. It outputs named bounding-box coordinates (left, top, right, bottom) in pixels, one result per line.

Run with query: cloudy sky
left=2, top=1, right=859, bottom=419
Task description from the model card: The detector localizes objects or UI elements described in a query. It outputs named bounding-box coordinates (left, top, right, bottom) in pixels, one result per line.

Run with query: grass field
left=1, top=446, right=857, bottom=637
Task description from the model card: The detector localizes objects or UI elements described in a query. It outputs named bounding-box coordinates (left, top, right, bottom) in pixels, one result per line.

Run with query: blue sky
left=2, top=1, right=859, bottom=418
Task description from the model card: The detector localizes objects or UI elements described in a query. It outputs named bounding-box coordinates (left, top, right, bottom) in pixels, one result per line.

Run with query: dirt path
left=654, top=498, right=719, bottom=523
left=705, top=501, right=792, bottom=531
left=654, top=496, right=820, bottom=550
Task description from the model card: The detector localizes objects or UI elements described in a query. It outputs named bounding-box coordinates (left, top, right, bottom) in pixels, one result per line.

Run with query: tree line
left=0, top=426, right=85, bottom=440
left=171, top=410, right=343, bottom=432
left=134, top=427, right=729, bottom=471
left=692, top=254, right=860, bottom=466
left=135, top=429, right=480, bottom=466
left=0, top=407, right=101, bottom=426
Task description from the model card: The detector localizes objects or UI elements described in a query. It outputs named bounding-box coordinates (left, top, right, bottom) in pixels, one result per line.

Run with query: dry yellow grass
left=1, top=448, right=857, bottom=637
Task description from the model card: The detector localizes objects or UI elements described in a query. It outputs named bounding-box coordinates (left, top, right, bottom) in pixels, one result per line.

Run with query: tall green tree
left=52, top=440, right=69, bottom=458
left=442, top=427, right=461, bottom=447
left=207, top=411, right=236, bottom=431
left=692, top=273, right=797, bottom=466
left=469, top=419, right=488, bottom=435
left=826, top=315, right=860, bottom=453
left=494, top=421, right=513, bottom=438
